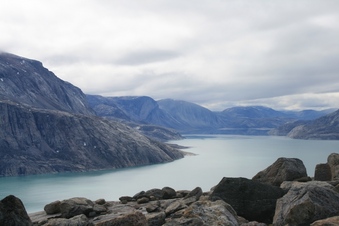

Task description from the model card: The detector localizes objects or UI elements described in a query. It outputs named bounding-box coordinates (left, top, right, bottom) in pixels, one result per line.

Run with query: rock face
left=327, top=153, right=339, bottom=180
left=0, top=195, right=32, bottom=226
left=0, top=53, right=183, bottom=176
left=314, top=163, right=332, bottom=181
left=273, top=181, right=339, bottom=226
left=0, top=52, right=94, bottom=115
left=252, top=157, right=307, bottom=186
left=209, top=177, right=285, bottom=224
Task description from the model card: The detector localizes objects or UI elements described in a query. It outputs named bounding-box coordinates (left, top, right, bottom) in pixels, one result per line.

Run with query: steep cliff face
left=0, top=100, right=183, bottom=176
left=0, top=53, right=184, bottom=176
left=0, top=52, right=94, bottom=115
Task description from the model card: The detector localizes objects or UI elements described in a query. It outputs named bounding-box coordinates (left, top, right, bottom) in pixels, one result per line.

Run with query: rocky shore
left=3, top=153, right=339, bottom=225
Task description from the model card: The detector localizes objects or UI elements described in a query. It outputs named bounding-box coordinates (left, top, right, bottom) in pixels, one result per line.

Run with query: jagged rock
left=184, top=187, right=202, bottom=200
left=311, top=216, right=339, bottom=225
left=164, top=200, right=239, bottom=226
left=162, top=187, right=177, bottom=199
left=327, top=153, right=339, bottom=180
left=273, top=181, right=339, bottom=226
left=314, top=163, right=331, bottom=181
left=210, top=177, right=285, bottom=224
left=146, top=201, right=160, bottom=213
left=133, top=191, right=146, bottom=200
left=42, top=214, right=90, bottom=226
left=252, top=157, right=307, bottom=186
left=59, top=197, right=94, bottom=218
left=93, top=211, right=147, bottom=226
left=44, top=200, right=61, bottom=214
left=146, top=211, right=166, bottom=226
left=0, top=195, right=32, bottom=226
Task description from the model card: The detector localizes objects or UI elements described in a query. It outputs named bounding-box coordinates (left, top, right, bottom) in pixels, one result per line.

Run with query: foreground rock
left=252, top=157, right=308, bottom=186
left=273, top=181, right=339, bottom=226
left=209, top=177, right=285, bottom=224
left=0, top=195, right=32, bottom=226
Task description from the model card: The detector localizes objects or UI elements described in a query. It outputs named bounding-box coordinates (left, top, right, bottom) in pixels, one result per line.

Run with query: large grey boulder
left=311, top=216, right=339, bottom=226
left=327, top=153, right=339, bottom=180
left=93, top=211, right=147, bottom=226
left=273, top=181, right=339, bottom=226
left=164, top=199, right=239, bottom=226
left=42, top=214, right=90, bottom=226
left=0, top=195, right=32, bottom=226
left=252, top=157, right=307, bottom=186
left=59, top=197, right=95, bottom=218
left=210, top=177, right=284, bottom=224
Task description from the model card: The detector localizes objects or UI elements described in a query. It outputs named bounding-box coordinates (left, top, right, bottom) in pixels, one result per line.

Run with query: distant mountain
left=0, top=53, right=183, bottom=176
left=286, top=110, right=339, bottom=139
left=88, top=96, right=333, bottom=136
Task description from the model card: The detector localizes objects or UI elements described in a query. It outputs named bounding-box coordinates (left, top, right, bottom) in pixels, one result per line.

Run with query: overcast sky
left=1, top=0, right=339, bottom=111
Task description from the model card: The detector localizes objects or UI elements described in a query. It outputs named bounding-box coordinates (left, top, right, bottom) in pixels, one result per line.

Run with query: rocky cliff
left=0, top=53, right=183, bottom=176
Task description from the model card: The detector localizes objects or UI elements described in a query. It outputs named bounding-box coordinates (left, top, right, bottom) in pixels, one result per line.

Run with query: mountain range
left=0, top=52, right=183, bottom=176
left=87, top=95, right=335, bottom=135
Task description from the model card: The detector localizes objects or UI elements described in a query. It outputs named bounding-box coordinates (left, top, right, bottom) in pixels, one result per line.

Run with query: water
left=0, top=135, right=338, bottom=213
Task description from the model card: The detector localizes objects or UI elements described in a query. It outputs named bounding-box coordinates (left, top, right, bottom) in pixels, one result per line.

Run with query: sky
left=1, top=0, right=339, bottom=111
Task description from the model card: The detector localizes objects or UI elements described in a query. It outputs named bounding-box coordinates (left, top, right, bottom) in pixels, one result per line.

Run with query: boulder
left=327, top=153, right=339, bottom=180
left=0, top=195, right=32, bottom=226
left=311, top=216, right=339, bottom=225
left=210, top=177, right=285, bottom=224
left=162, top=187, right=177, bottom=199
left=119, top=196, right=133, bottom=204
left=42, top=214, right=89, bottom=226
left=93, top=211, right=147, bottom=226
left=164, top=200, right=239, bottom=226
left=273, top=181, right=339, bottom=226
left=165, top=200, right=187, bottom=216
left=145, top=188, right=165, bottom=200
left=44, top=200, right=61, bottom=214
left=59, top=197, right=94, bottom=218
left=95, top=199, right=106, bottom=205
left=252, top=157, right=307, bottom=186
left=146, top=211, right=166, bottom=226
left=314, top=163, right=331, bottom=181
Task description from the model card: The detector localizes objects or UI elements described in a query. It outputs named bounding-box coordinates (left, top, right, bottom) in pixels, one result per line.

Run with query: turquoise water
left=0, top=135, right=338, bottom=213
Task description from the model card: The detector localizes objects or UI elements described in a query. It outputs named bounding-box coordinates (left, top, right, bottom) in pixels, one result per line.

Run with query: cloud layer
left=1, top=0, right=339, bottom=110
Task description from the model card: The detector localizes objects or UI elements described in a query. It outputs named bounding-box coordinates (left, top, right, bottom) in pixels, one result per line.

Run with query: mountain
left=286, top=110, right=339, bottom=139
left=0, top=52, right=94, bottom=115
left=0, top=53, right=183, bottom=176
left=88, top=96, right=332, bottom=135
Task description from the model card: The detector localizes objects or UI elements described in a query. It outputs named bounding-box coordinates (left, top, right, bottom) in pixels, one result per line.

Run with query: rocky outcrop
left=209, top=177, right=285, bottom=224
left=328, top=153, right=339, bottom=180
left=273, top=181, right=339, bottom=226
left=252, top=157, right=308, bottom=186
left=0, top=52, right=94, bottom=115
left=314, top=163, right=332, bottom=181
left=0, top=100, right=183, bottom=176
left=0, top=195, right=32, bottom=226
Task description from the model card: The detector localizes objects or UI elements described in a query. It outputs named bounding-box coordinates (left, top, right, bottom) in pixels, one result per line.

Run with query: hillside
left=287, top=110, right=339, bottom=139
left=0, top=53, right=183, bottom=176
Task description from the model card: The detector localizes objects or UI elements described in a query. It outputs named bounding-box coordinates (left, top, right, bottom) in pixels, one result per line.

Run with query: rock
left=145, top=188, right=165, bottom=200
left=133, top=191, right=146, bottom=200
left=0, top=195, right=32, bottom=226
left=42, top=214, right=89, bottom=226
left=146, top=201, right=160, bottom=213
left=252, top=157, right=307, bottom=186
left=314, top=163, right=332, bottom=181
left=241, top=222, right=267, bottom=226
left=93, top=204, right=107, bottom=215
left=162, top=187, right=177, bottom=199
left=210, top=177, right=285, bottom=224
left=137, top=197, right=150, bottom=204
left=119, top=196, right=133, bottom=204
left=59, top=197, right=94, bottom=218
left=327, top=153, right=339, bottom=180
left=146, top=211, right=166, bottom=226
left=273, top=181, right=339, bottom=226
left=184, top=187, right=203, bottom=200
left=165, top=200, right=187, bottom=216
left=311, top=216, right=339, bottom=225
left=94, top=211, right=147, bottom=226
left=165, top=200, right=239, bottom=226
left=44, top=200, right=61, bottom=214
left=95, top=199, right=106, bottom=205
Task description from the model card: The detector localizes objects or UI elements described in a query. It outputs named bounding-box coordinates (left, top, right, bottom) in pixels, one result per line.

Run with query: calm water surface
left=1, top=135, right=338, bottom=213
